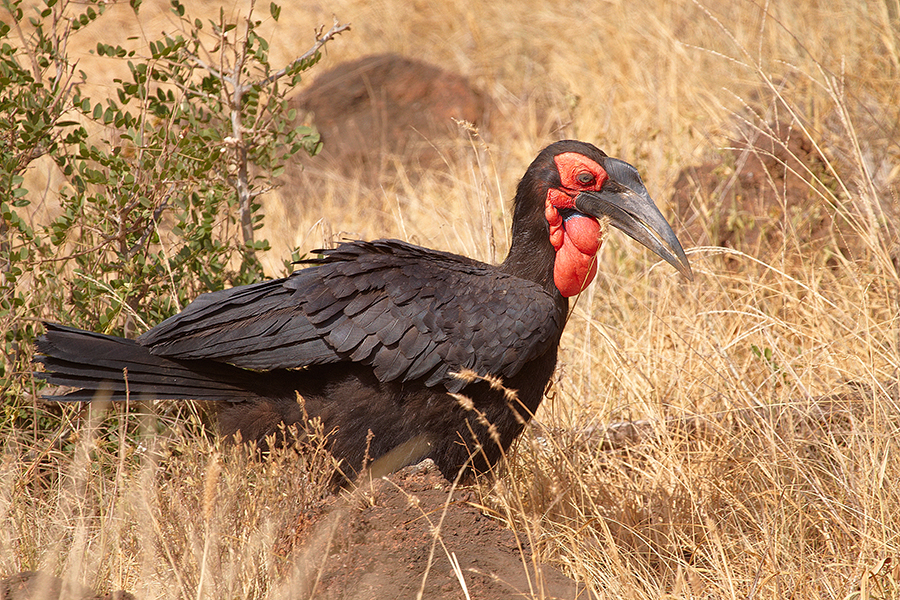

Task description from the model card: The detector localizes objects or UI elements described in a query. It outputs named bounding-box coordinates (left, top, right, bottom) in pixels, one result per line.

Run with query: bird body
left=36, top=140, right=692, bottom=481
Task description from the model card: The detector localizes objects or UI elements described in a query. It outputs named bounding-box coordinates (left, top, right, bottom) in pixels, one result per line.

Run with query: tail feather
left=35, top=322, right=280, bottom=403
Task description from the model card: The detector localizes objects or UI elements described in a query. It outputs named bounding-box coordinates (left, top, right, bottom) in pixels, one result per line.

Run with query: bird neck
left=499, top=170, right=567, bottom=299
left=501, top=226, right=559, bottom=291
left=499, top=183, right=569, bottom=309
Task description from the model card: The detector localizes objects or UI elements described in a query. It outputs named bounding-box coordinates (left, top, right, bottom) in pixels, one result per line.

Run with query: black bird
left=35, top=140, right=692, bottom=481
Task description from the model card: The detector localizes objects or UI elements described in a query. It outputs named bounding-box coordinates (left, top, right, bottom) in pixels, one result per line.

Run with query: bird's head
left=512, top=140, right=693, bottom=297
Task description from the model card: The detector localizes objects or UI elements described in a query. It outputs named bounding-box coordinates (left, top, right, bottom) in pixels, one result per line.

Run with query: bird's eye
left=576, top=172, right=596, bottom=186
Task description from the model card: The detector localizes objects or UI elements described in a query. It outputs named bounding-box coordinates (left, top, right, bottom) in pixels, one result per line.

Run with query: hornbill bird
left=35, top=140, right=692, bottom=481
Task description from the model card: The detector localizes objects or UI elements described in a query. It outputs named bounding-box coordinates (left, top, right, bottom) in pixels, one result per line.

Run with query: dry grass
left=5, top=0, right=900, bottom=597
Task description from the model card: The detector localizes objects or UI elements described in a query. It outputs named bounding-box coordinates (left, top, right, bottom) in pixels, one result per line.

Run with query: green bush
left=0, top=0, right=347, bottom=429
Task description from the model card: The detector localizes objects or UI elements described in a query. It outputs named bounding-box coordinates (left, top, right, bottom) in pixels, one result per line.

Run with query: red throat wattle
left=545, top=152, right=609, bottom=297
left=546, top=204, right=603, bottom=297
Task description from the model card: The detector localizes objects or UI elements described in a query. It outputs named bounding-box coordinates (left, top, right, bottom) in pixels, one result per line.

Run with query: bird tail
left=34, top=322, right=270, bottom=403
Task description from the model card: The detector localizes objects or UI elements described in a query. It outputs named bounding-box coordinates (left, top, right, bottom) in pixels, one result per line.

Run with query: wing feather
left=139, top=239, right=563, bottom=390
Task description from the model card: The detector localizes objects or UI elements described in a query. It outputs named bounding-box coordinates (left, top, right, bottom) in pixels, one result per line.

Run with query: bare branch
left=259, top=19, right=351, bottom=88
left=183, top=51, right=231, bottom=86
left=230, top=5, right=253, bottom=245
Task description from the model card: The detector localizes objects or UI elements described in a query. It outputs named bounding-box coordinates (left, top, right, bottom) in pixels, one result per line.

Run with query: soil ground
left=277, top=460, right=592, bottom=600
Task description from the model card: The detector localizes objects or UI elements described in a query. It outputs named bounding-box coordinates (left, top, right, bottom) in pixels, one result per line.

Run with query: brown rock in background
left=290, top=53, right=491, bottom=183
left=671, top=121, right=898, bottom=269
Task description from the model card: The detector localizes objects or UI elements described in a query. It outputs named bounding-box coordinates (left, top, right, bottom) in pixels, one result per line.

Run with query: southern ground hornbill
left=35, top=140, right=692, bottom=482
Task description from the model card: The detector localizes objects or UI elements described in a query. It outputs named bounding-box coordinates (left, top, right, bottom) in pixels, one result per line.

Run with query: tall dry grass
left=4, top=0, right=900, bottom=597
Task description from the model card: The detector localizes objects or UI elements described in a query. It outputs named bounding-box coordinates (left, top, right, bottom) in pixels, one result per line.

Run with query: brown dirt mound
left=280, top=460, right=591, bottom=599
left=290, top=53, right=490, bottom=181
left=670, top=121, right=898, bottom=268
left=0, top=572, right=132, bottom=600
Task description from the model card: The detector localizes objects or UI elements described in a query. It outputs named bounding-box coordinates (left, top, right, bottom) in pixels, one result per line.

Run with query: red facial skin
left=545, top=152, right=610, bottom=297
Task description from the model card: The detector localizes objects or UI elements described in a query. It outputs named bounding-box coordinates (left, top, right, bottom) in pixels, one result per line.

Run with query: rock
left=291, top=53, right=490, bottom=181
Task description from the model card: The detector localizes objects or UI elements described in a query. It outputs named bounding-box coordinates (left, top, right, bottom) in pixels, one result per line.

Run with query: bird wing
left=138, top=239, right=564, bottom=392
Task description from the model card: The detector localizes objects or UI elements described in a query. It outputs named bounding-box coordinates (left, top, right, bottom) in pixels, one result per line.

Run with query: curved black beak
left=574, top=157, right=693, bottom=281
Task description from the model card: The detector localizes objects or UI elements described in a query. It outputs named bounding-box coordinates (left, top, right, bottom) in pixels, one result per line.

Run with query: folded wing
left=139, top=239, right=563, bottom=392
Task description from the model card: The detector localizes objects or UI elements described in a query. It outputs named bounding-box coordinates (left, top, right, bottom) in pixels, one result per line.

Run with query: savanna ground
left=3, top=0, right=900, bottom=598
